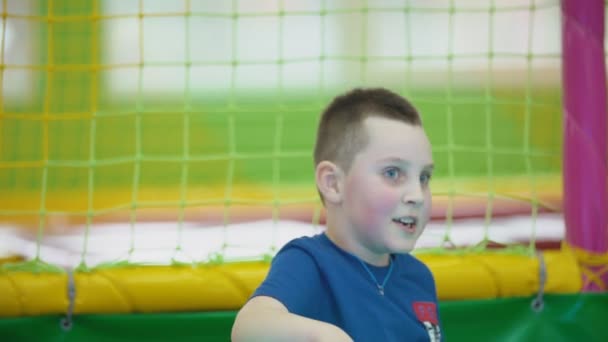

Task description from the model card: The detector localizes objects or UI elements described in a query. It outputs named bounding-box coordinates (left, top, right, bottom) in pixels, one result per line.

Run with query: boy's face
left=340, top=116, right=433, bottom=256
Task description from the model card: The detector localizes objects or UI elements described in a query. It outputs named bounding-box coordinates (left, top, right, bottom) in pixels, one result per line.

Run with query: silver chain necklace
left=357, top=256, right=395, bottom=296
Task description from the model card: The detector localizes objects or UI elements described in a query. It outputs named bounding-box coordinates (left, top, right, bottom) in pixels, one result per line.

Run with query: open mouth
left=392, top=216, right=417, bottom=233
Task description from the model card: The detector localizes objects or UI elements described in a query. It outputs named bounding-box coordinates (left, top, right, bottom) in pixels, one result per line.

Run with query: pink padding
left=562, top=0, right=608, bottom=290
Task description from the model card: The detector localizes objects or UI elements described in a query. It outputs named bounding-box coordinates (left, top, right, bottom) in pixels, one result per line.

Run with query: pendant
left=378, top=285, right=384, bottom=296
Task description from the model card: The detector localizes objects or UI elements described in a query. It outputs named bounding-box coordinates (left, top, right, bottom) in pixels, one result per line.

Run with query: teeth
left=394, top=217, right=416, bottom=225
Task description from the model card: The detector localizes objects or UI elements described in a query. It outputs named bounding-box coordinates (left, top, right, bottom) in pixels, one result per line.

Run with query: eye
left=383, top=167, right=402, bottom=181
left=420, top=172, right=432, bottom=186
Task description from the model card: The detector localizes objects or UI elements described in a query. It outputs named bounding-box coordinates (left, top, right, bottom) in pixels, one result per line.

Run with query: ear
left=315, top=161, right=343, bottom=204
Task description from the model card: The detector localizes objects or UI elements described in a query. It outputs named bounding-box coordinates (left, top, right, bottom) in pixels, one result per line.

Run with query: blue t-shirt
left=252, top=233, right=442, bottom=341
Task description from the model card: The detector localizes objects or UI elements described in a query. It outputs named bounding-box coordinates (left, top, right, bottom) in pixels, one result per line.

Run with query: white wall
left=103, top=0, right=562, bottom=97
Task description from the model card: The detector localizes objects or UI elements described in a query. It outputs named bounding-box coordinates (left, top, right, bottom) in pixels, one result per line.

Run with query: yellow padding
left=562, top=242, right=608, bottom=290
left=421, top=250, right=581, bottom=300
left=0, top=250, right=581, bottom=317
left=0, top=256, right=23, bottom=264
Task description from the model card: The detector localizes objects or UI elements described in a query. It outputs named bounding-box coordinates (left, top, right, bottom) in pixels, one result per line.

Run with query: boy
left=232, top=88, right=441, bottom=341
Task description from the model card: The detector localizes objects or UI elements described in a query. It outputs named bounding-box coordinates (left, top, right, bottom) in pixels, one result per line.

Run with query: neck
left=325, top=217, right=390, bottom=267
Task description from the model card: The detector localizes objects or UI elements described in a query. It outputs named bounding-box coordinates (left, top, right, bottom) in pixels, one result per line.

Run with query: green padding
left=442, top=293, right=608, bottom=342
left=1, top=294, right=606, bottom=342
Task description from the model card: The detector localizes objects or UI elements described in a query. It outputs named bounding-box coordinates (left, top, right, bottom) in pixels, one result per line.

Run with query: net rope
left=0, top=0, right=567, bottom=273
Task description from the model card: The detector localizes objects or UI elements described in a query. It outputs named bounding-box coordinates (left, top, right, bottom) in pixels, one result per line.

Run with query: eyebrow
left=379, top=157, right=434, bottom=170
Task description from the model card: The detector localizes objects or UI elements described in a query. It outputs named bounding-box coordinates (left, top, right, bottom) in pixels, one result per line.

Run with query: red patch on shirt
left=412, top=302, right=439, bottom=325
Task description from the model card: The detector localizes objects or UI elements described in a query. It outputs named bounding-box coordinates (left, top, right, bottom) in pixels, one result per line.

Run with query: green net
left=1, top=0, right=563, bottom=270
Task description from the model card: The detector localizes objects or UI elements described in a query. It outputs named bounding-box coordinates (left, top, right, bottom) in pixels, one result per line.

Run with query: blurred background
left=5, top=2, right=608, bottom=341
left=1, top=0, right=566, bottom=264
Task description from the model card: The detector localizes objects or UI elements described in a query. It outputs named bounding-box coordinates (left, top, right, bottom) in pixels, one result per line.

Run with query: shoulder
left=280, top=233, right=328, bottom=251
left=265, top=233, right=329, bottom=277
left=273, top=233, right=332, bottom=262
left=392, top=253, right=439, bottom=302
left=396, top=253, right=436, bottom=286
left=252, top=234, right=329, bottom=315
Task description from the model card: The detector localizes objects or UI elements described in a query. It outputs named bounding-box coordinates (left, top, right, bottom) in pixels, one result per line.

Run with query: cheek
left=421, top=190, right=432, bottom=219
left=345, top=172, right=400, bottom=226
left=354, top=185, right=400, bottom=226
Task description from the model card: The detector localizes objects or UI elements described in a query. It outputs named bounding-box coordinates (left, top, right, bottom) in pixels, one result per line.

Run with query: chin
left=396, top=247, right=416, bottom=254
left=387, top=241, right=417, bottom=254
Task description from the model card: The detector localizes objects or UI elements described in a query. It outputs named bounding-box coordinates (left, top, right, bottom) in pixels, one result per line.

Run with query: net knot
left=563, top=242, right=608, bottom=290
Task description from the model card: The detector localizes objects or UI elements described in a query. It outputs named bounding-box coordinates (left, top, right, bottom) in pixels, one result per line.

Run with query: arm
left=231, top=296, right=352, bottom=342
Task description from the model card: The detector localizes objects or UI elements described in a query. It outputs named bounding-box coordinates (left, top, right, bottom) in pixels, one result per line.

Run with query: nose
left=402, top=182, right=424, bottom=207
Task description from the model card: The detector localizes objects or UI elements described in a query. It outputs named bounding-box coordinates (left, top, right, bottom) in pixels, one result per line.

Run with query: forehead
left=357, top=116, right=432, bottom=165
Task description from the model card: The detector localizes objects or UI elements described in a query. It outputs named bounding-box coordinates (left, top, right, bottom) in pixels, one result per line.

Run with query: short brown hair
left=314, top=87, right=422, bottom=173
